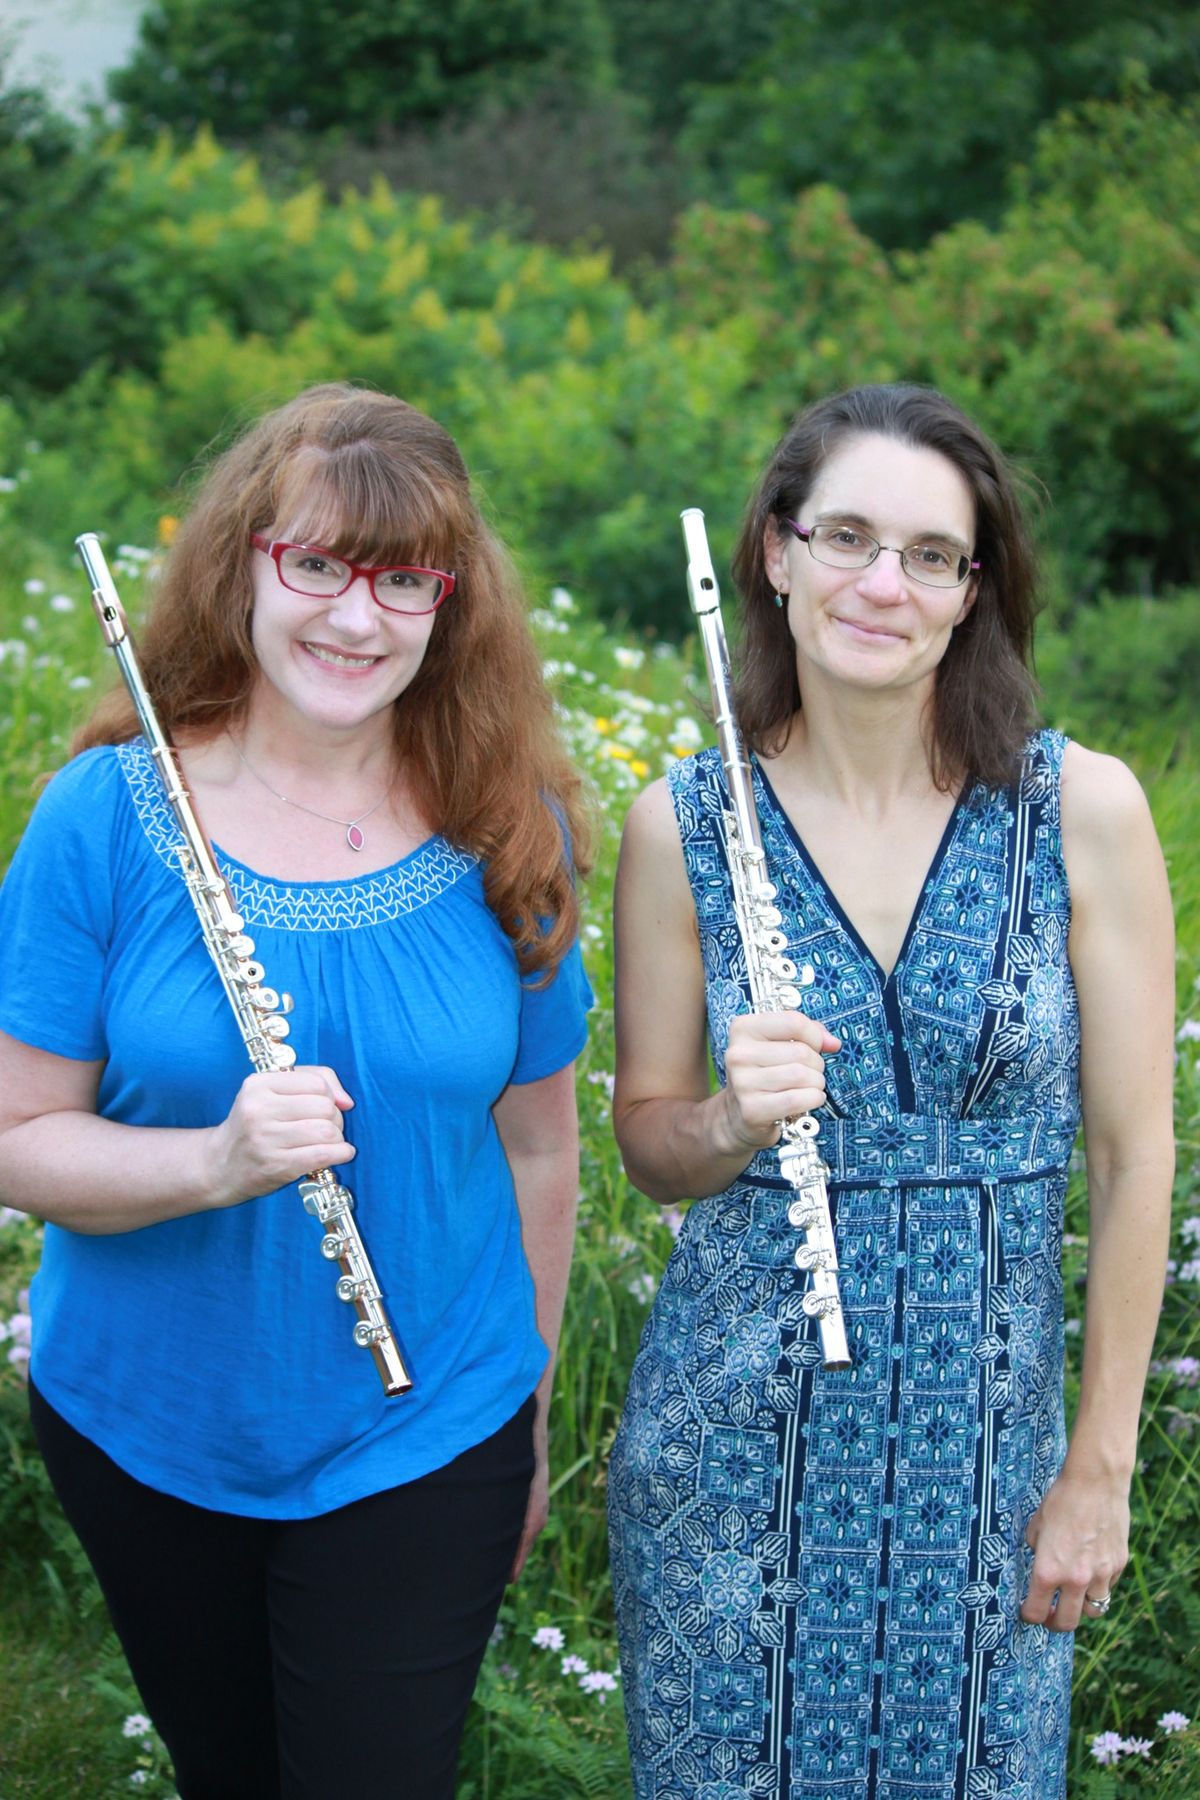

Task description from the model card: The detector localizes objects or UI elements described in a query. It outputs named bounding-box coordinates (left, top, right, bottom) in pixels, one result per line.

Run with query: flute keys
left=299, top=1180, right=355, bottom=1222
left=788, top=1199, right=819, bottom=1229
left=803, top=1288, right=840, bottom=1320
left=794, top=1244, right=829, bottom=1272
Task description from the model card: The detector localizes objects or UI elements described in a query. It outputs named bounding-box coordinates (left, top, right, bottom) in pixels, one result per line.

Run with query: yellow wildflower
left=158, top=516, right=179, bottom=546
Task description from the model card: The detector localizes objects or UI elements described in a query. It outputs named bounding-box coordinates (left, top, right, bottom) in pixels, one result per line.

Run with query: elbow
left=620, top=1159, right=681, bottom=1208
left=614, top=1113, right=684, bottom=1208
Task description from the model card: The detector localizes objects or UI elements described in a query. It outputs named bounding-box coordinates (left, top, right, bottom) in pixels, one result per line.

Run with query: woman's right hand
left=717, top=1012, right=841, bottom=1155
left=203, top=1067, right=356, bottom=1209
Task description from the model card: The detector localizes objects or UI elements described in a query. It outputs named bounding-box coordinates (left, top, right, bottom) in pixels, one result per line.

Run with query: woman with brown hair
left=0, top=384, right=592, bottom=1798
left=608, top=384, right=1174, bottom=1798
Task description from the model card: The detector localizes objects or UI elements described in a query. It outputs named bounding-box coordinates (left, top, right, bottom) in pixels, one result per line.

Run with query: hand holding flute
left=680, top=506, right=852, bottom=1368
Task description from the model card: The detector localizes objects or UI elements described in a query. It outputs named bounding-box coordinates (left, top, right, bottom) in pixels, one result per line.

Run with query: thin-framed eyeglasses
left=781, top=518, right=980, bottom=589
left=251, top=535, right=456, bottom=614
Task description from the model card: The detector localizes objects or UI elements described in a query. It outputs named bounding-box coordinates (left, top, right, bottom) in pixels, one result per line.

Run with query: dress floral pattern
left=609, top=730, right=1080, bottom=1800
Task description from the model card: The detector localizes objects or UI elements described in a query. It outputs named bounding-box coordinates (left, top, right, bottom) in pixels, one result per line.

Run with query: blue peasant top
left=0, top=740, right=591, bottom=1518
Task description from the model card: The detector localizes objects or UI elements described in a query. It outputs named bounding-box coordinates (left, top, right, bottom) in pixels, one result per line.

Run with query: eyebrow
left=812, top=509, right=971, bottom=555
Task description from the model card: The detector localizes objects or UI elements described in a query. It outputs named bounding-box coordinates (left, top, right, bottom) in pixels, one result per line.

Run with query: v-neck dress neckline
left=751, top=755, right=971, bottom=993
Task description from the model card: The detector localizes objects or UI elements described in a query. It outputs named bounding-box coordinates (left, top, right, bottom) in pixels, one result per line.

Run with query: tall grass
left=0, top=531, right=1197, bottom=1794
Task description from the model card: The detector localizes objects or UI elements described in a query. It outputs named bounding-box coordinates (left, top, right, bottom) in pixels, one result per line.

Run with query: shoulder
left=1059, top=740, right=1156, bottom=849
left=621, top=773, right=679, bottom=848
left=616, top=775, right=694, bottom=925
left=45, top=742, right=124, bottom=794
left=20, top=745, right=127, bottom=835
left=1058, top=740, right=1169, bottom=926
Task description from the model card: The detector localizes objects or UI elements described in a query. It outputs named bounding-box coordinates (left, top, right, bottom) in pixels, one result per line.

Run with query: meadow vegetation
left=1, top=14, right=1198, bottom=1792
left=0, top=536, right=1196, bottom=1796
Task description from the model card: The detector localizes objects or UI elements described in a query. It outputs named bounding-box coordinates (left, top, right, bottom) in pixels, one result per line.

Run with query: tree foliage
left=1, top=71, right=1199, bottom=630
left=109, top=0, right=614, bottom=139
left=102, top=1, right=1200, bottom=262
left=680, top=0, right=1200, bottom=246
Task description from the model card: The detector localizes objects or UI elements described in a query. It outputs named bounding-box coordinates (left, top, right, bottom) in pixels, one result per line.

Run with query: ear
left=953, top=576, right=979, bottom=628
left=762, top=518, right=790, bottom=595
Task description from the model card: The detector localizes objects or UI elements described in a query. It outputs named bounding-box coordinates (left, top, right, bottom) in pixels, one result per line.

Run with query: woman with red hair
left=0, top=384, right=592, bottom=1798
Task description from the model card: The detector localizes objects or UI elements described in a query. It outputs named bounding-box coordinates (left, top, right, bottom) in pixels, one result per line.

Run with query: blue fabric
left=0, top=740, right=591, bottom=1518
left=609, top=731, right=1079, bottom=1800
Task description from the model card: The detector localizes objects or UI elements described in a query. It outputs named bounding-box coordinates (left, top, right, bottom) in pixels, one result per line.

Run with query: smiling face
left=248, top=523, right=440, bottom=744
left=763, top=432, right=978, bottom=702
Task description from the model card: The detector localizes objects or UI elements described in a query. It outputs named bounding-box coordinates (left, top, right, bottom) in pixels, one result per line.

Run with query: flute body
left=77, top=533, right=412, bottom=1395
left=680, top=509, right=851, bottom=1370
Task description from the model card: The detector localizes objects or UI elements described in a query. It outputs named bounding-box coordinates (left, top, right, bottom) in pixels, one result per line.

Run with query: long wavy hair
left=731, top=384, right=1040, bottom=791
left=74, top=383, right=592, bottom=975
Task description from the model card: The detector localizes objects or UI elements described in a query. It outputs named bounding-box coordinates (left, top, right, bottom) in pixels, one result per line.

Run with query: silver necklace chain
left=233, top=739, right=389, bottom=853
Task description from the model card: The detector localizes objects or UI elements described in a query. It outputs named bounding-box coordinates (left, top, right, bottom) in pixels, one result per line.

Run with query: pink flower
left=561, top=1654, right=589, bottom=1675
left=579, top=1670, right=619, bottom=1701
left=1159, top=1711, right=1190, bottom=1734
left=531, top=1625, right=564, bottom=1651
left=1090, top=1732, right=1125, bottom=1766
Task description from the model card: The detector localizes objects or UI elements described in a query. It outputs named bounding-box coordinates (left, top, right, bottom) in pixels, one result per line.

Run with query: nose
left=324, top=574, right=379, bottom=638
left=855, top=546, right=908, bottom=604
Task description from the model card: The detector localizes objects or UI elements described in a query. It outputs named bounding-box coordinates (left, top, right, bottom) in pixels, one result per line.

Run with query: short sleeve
left=0, top=750, right=120, bottom=1060
left=510, top=937, right=593, bottom=1084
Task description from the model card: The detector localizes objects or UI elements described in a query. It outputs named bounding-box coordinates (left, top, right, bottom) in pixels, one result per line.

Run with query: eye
left=827, top=527, right=866, bottom=549
left=910, top=544, right=954, bottom=571
left=377, top=568, right=422, bottom=590
left=295, top=552, right=339, bottom=576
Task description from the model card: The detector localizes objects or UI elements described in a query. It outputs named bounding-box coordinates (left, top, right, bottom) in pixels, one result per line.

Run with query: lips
left=302, top=641, right=382, bottom=670
left=831, top=615, right=905, bottom=643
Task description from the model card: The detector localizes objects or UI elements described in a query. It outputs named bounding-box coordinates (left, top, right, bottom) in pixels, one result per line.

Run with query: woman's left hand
left=1020, top=1466, right=1130, bottom=1632
left=509, top=1453, right=550, bottom=1582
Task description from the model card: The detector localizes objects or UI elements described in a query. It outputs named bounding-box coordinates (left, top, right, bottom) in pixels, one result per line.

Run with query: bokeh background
left=1, top=4, right=1198, bottom=1793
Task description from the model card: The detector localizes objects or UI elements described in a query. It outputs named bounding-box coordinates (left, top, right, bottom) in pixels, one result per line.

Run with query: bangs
left=270, top=443, right=461, bottom=571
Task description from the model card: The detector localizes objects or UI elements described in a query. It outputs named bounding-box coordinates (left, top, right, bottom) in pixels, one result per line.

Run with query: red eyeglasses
left=251, top=535, right=456, bottom=615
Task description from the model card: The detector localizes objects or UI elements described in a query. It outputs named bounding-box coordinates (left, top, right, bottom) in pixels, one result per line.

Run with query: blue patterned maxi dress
left=609, top=730, right=1080, bottom=1800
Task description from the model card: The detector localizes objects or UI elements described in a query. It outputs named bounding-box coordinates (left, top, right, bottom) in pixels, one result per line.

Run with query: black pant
left=30, top=1383, right=535, bottom=1800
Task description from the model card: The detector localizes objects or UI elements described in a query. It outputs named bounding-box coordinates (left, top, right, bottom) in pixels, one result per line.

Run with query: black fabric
left=31, top=1382, right=535, bottom=1800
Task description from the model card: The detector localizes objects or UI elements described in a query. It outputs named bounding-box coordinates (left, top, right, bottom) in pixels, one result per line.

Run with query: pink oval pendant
left=346, top=824, right=365, bottom=852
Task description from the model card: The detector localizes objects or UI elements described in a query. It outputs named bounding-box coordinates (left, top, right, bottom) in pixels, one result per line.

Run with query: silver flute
left=681, top=509, right=851, bottom=1370
left=77, top=533, right=412, bottom=1395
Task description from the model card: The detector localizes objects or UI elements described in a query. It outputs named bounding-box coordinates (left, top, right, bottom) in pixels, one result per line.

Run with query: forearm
left=1065, top=1152, right=1174, bottom=1479
left=516, top=1161, right=578, bottom=1448
left=616, top=1089, right=763, bottom=1206
left=0, top=1111, right=220, bottom=1234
